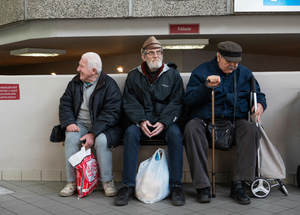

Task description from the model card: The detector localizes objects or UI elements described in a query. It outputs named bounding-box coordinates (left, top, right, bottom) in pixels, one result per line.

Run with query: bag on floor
left=251, top=116, right=286, bottom=179
left=68, top=147, right=99, bottom=198
left=135, top=148, right=170, bottom=204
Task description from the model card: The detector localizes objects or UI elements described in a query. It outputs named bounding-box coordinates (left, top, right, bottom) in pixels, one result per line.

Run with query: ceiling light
left=51, top=73, right=56, bottom=76
left=117, top=67, right=124, bottom=73
left=10, top=48, right=66, bottom=57
left=160, top=39, right=209, bottom=50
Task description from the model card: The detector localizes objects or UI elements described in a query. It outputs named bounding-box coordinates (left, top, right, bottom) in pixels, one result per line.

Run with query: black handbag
left=207, top=119, right=234, bottom=151
left=50, top=124, right=65, bottom=142
left=203, top=71, right=237, bottom=151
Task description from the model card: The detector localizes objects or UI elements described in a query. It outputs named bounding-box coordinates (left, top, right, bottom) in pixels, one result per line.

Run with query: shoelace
left=172, top=186, right=183, bottom=197
left=103, top=181, right=114, bottom=189
left=118, top=187, right=129, bottom=197
left=64, top=182, right=76, bottom=190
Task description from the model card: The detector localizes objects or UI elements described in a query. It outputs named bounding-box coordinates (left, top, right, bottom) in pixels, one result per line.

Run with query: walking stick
left=211, top=85, right=216, bottom=198
left=205, top=79, right=220, bottom=198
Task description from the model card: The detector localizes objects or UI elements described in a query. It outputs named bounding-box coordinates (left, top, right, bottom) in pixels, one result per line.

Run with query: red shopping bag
left=69, top=147, right=99, bottom=198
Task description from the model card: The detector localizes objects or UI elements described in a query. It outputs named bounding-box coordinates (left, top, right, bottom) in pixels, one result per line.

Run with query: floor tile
left=280, top=209, right=300, bottom=215
left=255, top=203, right=289, bottom=213
left=43, top=203, right=75, bottom=214
left=80, top=204, right=114, bottom=214
left=5, top=203, right=40, bottom=213
left=17, top=208, right=53, bottom=215
left=0, top=207, right=16, bottom=215
left=0, top=181, right=299, bottom=215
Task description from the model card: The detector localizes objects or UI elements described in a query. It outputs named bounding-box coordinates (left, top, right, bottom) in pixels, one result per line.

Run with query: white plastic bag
left=135, top=148, right=170, bottom=204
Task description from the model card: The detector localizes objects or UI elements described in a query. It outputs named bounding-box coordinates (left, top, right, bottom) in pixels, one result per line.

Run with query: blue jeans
left=64, top=123, right=114, bottom=183
left=122, top=123, right=183, bottom=187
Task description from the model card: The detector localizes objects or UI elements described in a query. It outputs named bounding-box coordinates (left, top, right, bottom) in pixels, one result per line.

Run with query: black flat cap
left=217, top=41, right=242, bottom=62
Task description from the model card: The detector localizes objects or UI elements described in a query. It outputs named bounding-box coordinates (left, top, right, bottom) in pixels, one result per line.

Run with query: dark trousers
left=122, top=123, right=183, bottom=187
left=183, top=118, right=260, bottom=189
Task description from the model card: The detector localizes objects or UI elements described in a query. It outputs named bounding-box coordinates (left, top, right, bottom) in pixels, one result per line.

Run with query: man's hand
left=140, top=120, right=165, bottom=138
left=80, top=133, right=95, bottom=150
left=140, top=120, right=153, bottom=138
left=66, top=124, right=80, bottom=132
left=252, top=103, right=264, bottom=122
left=206, top=75, right=221, bottom=87
left=150, top=122, right=165, bottom=137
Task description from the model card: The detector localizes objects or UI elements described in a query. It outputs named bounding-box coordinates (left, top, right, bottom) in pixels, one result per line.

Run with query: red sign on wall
left=0, top=84, right=20, bottom=100
left=169, top=24, right=199, bottom=34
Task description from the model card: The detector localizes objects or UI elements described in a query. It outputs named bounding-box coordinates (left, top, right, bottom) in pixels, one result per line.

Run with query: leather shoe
left=171, top=185, right=185, bottom=206
left=196, top=187, right=211, bottom=203
left=230, top=181, right=250, bottom=205
left=115, top=186, right=134, bottom=206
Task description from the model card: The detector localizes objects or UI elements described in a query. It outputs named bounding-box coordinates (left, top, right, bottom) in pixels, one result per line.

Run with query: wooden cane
left=211, top=88, right=216, bottom=198
left=205, top=79, right=220, bottom=198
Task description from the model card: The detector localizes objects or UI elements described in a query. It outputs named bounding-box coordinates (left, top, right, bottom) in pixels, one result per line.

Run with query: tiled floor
left=0, top=180, right=300, bottom=215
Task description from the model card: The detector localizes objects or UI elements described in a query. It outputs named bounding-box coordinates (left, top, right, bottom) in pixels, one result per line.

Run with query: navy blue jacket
left=59, top=71, right=123, bottom=148
left=184, top=57, right=267, bottom=121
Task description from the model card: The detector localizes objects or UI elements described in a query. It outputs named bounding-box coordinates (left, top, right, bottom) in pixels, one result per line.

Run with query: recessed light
left=117, top=67, right=124, bottom=73
left=10, top=48, right=66, bottom=57
left=160, top=39, right=209, bottom=50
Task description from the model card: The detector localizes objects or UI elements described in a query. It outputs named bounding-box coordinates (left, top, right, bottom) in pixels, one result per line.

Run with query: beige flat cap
left=141, top=36, right=162, bottom=53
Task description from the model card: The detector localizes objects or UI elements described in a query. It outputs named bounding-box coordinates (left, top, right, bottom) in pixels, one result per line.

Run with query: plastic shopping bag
left=135, top=148, right=170, bottom=204
left=68, top=147, right=99, bottom=198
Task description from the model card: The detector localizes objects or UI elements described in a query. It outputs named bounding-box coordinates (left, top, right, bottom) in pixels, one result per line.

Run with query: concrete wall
left=0, top=72, right=299, bottom=184
left=0, top=0, right=228, bottom=27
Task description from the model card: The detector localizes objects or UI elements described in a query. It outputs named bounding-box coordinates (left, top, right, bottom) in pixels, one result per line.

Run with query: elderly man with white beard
left=115, top=36, right=185, bottom=206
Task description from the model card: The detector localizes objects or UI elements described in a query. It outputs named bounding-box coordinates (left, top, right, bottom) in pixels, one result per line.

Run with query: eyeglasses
left=146, top=50, right=163, bottom=56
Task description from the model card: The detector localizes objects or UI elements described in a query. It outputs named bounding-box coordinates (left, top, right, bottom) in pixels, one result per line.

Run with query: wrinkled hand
left=139, top=120, right=165, bottom=138
left=252, top=103, right=264, bottom=122
left=206, top=75, right=221, bottom=87
left=66, top=124, right=80, bottom=132
left=80, top=133, right=95, bottom=150
left=150, top=122, right=165, bottom=137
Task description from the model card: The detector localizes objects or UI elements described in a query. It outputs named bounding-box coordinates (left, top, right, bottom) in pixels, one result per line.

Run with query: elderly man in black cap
left=115, top=36, right=185, bottom=206
left=183, top=41, right=267, bottom=205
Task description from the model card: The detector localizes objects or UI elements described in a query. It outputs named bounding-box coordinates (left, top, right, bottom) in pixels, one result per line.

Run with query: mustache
left=227, top=66, right=236, bottom=70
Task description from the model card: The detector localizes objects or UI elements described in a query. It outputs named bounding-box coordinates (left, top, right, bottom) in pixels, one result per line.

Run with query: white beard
left=147, top=58, right=163, bottom=70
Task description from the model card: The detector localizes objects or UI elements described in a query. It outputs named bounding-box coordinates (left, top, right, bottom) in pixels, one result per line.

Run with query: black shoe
left=196, top=187, right=211, bottom=203
left=115, top=186, right=134, bottom=206
left=230, top=181, right=250, bottom=205
left=171, top=185, right=185, bottom=206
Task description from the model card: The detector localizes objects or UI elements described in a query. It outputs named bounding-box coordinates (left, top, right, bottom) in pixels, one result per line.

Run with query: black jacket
left=123, top=62, right=184, bottom=128
left=59, top=71, right=123, bottom=148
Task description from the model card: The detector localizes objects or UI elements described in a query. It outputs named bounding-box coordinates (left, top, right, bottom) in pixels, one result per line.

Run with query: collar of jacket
left=137, top=62, right=169, bottom=83
left=141, top=61, right=164, bottom=84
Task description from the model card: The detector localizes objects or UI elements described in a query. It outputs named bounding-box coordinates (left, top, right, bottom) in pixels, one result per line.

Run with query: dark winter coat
left=123, top=62, right=184, bottom=128
left=59, top=71, right=123, bottom=148
left=184, top=56, right=267, bottom=121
